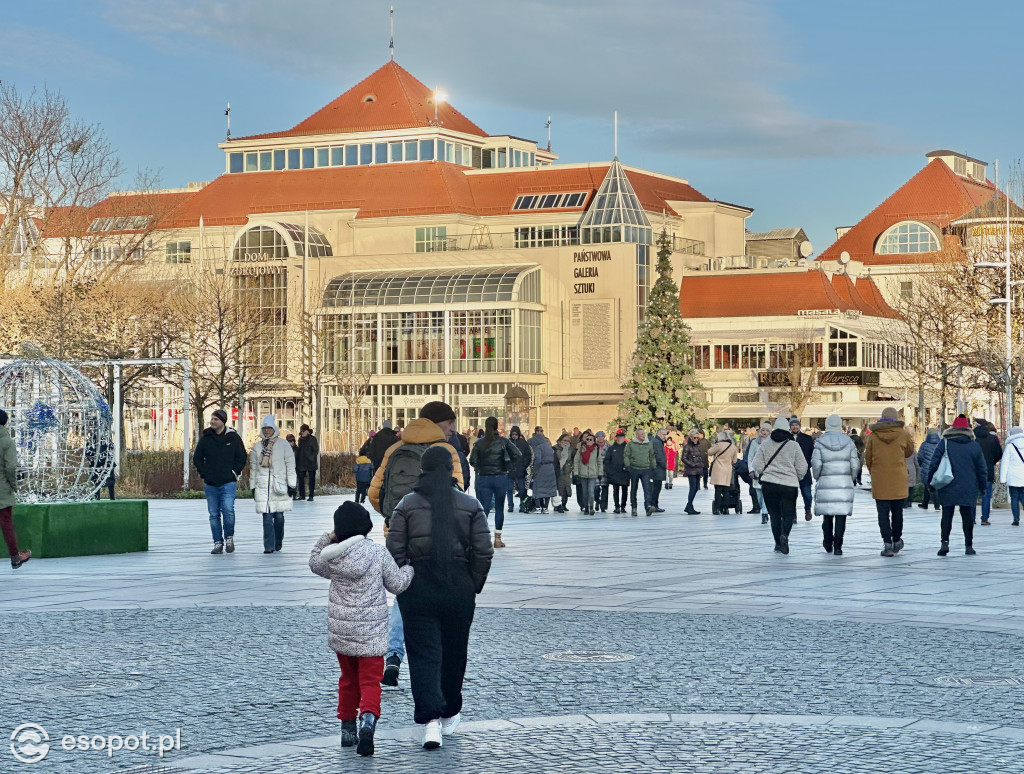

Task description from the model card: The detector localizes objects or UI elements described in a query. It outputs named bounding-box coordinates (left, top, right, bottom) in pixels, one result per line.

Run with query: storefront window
left=450, top=310, right=512, bottom=373
left=232, top=269, right=288, bottom=378
left=383, top=312, right=444, bottom=375
left=828, top=328, right=858, bottom=368
left=519, top=310, right=542, bottom=373
left=322, top=313, right=377, bottom=375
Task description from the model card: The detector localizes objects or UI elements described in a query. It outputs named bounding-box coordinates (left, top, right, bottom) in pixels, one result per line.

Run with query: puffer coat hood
left=309, top=533, right=414, bottom=657
left=864, top=419, right=915, bottom=500
left=916, top=431, right=940, bottom=476
left=810, top=431, right=859, bottom=516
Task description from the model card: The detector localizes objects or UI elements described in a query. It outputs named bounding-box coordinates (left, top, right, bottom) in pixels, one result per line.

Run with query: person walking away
left=1000, top=426, right=1024, bottom=526
left=309, top=502, right=414, bottom=757
left=924, top=415, right=987, bottom=556
left=358, top=431, right=374, bottom=459
left=370, top=420, right=399, bottom=471
left=664, top=433, right=678, bottom=491
left=916, top=428, right=941, bottom=511
left=707, top=430, right=739, bottom=515
left=0, top=410, right=30, bottom=569
left=789, top=417, right=815, bottom=521
left=368, top=400, right=464, bottom=689
left=446, top=427, right=471, bottom=495
left=353, top=454, right=373, bottom=504
left=749, top=417, right=808, bottom=555
left=697, top=430, right=711, bottom=489
left=811, top=414, right=859, bottom=555
left=650, top=428, right=669, bottom=513
left=680, top=429, right=705, bottom=515
left=192, top=408, right=247, bottom=555
left=527, top=427, right=558, bottom=513
left=286, top=434, right=300, bottom=499
left=468, top=416, right=521, bottom=548
left=849, top=428, right=865, bottom=485
left=604, top=431, right=630, bottom=513
left=624, top=428, right=656, bottom=517
left=746, top=423, right=772, bottom=523
left=864, top=407, right=915, bottom=557
left=593, top=431, right=610, bottom=510
left=554, top=433, right=575, bottom=513
left=973, top=418, right=1003, bottom=525
left=387, top=447, right=493, bottom=749
left=573, top=431, right=604, bottom=515
left=250, top=415, right=297, bottom=554
left=296, top=424, right=320, bottom=501
left=506, top=426, right=533, bottom=513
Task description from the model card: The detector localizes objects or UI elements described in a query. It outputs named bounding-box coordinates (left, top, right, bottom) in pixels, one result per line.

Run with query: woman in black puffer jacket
left=387, top=446, right=494, bottom=748
left=468, top=416, right=522, bottom=547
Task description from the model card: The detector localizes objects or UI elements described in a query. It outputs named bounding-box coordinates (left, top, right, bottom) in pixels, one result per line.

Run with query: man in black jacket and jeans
left=296, top=424, right=319, bottom=501
left=974, top=418, right=1003, bottom=525
left=790, top=417, right=815, bottom=522
left=193, top=409, right=248, bottom=554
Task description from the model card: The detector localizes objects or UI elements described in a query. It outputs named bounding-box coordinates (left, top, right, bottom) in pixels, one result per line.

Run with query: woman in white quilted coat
left=810, top=413, right=860, bottom=556
left=250, top=415, right=297, bottom=554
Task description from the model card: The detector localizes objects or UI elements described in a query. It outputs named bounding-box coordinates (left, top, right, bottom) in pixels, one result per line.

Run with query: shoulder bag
left=931, top=441, right=954, bottom=489
left=754, top=439, right=789, bottom=482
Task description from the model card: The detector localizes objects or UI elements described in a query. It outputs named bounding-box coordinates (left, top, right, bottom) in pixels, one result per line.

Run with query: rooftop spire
left=389, top=6, right=394, bottom=61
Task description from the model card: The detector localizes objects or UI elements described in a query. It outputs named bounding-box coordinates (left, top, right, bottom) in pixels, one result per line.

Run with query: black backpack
left=381, top=443, right=432, bottom=524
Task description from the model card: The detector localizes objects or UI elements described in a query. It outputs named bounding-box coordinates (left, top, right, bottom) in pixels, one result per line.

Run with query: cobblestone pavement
left=4, top=483, right=1024, bottom=772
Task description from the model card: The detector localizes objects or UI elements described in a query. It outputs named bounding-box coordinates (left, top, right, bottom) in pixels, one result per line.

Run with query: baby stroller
left=713, top=463, right=744, bottom=514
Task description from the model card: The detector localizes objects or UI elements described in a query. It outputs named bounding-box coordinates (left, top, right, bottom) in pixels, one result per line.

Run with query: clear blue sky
left=4, top=0, right=1022, bottom=255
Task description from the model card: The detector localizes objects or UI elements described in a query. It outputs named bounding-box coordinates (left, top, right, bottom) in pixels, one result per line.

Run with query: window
left=374, top=143, right=387, bottom=164
left=360, top=144, right=373, bottom=165
left=165, top=241, right=191, bottom=263
left=828, top=328, right=858, bottom=368
left=741, top=344, right=766, bottom=369
left=691, top=345, right=711, bottom=369
left=233, top=270, right=288, bottom=377
left=259, top=152, right=272, bottom=171
left=637, top=244, right=650, bottom=323
left=419, top=139, right=434, bottom=161
left=288, top=149, right=300, bottom=169
left=512, top=192, right=588, bottom=211
left=322, top=313, right=377, bottom=375
left=450, top=310, right=512, bottom=373
left=415, top=226, right=448, bottom=252
left=770, top=343, right=822, bottom=369
left=728, top=393, right=760, bottom=403
left=245, top=153, right=258, bottom=172
left=302, top=148, right=315, bottom=169
left=232, top=225, right=290, bottom=261
left=88, top=216, right=151, bottom=232
left=405, top=141, right=418, bottom=161
left=876, top=221, right=939, bottom=255
left=229, top=153, right=243, bottom=173
left=954, top=157, right=967, bottom=175
left=274, top=150, right=285, bottom=170
left=900, top=281, right=913, bottom=300
left=519, top=309, right=542, bottom=373
left=90, top=245, right=144, bottom=263
left=513, top=225, right=579, bottom=248
left=390, top=142, right=403, bottom=162
left=383, top=312, right=445, bottom=374
left=714, top=344, right=740, bottom=369
left=317, top=147, right=329, bottom=167
left=346, top=145, right=358, bottom=166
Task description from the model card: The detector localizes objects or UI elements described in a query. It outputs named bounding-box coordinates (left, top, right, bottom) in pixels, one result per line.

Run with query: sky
left=4, top=0, right=1024, bottom=255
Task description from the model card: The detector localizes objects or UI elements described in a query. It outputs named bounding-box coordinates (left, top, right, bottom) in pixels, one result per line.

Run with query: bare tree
left=319, top=310, right=375, bottom=452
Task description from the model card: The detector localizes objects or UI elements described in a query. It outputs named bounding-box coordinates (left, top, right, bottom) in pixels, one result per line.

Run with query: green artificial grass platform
left=13, top=500, right=149, bottom=558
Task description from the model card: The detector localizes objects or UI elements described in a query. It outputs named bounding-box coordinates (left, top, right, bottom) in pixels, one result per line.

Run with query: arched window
left=875, top=221, right=939, bottom=255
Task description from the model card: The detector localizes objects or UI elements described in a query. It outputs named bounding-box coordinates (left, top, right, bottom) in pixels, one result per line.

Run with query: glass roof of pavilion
left=578, top=158, right=652, bottom=245
left=323, top=265, right=538, bottom=307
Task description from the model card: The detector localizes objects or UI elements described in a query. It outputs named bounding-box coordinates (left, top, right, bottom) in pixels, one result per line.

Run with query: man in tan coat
left=864, top=407, right=915, bottom=557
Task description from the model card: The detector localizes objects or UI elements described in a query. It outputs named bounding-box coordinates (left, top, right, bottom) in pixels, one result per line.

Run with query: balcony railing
left=672, top=236, right=705, bottom=255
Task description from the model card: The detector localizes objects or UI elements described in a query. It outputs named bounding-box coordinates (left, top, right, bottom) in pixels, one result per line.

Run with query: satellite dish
left=839, top=250, right=851, bottom=264
left=799, top=240, right=813, bottom=258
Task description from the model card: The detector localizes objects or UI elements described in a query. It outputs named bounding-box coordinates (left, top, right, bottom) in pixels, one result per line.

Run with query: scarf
left=558, top=444, right=572, bottom=466
left=580, top=444, right=595, bottom=465
left=260, top=437, right=276, bottom=468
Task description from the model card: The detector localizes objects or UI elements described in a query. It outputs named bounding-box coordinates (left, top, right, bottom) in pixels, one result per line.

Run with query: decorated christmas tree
left=615, top=230, right=705, bottom=430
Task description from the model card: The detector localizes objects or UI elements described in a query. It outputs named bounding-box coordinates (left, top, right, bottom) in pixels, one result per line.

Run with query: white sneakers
left=422, top=719, right=442, bottom=749
left=440, top=713, right=461, bottom=736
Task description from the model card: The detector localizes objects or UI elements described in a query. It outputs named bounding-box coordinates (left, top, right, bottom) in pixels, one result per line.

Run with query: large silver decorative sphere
left=0, top=354, right=115, bottom=503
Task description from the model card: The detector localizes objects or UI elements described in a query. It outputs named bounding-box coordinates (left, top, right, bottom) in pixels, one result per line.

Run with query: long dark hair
left=478, top=415, right=499, bottom=450
left=413, top=446, right=459, bottom=569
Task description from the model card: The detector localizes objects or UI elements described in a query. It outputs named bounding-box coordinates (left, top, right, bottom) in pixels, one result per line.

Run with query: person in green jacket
left=624, top=428, right=656, bottom=517
left=0, top=410, right=30, bottom=569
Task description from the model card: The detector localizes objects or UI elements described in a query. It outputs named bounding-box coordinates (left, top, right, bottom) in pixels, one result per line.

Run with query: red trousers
left=0, top=507, right=18, bottom=557
left=336, top=653, right=383, bottom=720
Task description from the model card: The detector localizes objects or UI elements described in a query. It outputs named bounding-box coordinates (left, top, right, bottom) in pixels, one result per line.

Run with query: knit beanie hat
left=1011, top=426, right=1023, bottom=437
left=774, top=416, right=791, bottom=432
left=333, top=501, right=372, bottom=541
left=952, top=414, right=971, bottom=429
left=760, top=421, right=772, bottom=432
left=825, top=413, right=843, bottom=431
left=212, top=409, right=228, bottom=423
left=880, top=407, right=899, bottom=420
left=419, top=401, right=457, bottom=425
left=261, top=414, right=276, bottom=429
left=382, top=419, right=392, bottom=430
left=595, top=430, right=606, bottom=439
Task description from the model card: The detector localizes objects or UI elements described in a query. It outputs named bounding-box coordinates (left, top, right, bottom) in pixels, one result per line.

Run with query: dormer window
left=875, top=221, right=940, bottom=255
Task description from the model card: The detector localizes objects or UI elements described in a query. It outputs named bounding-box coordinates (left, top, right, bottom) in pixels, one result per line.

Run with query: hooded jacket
left=916, top=431, right=941, bottom=480
left=624, top=437, right=656, bottom=471
left=353, top=456, right=373, bottom=483
left=680, top=437, right=705, bottom=476
left=1000, top=430, right=1024, bottom=488
left=507, top=429, right=533, bottom=478
left=386, top=489, right=494, bottom=594
left=528, top=433, right=558, bottom=497
left=664, top=438, right=679, bottom=472
left=749, top=429, right=808, bottom=489
left=810, top=431, right=859, bottom=516
left=368, top=418, right=463, bottom=513
left=603, top=441, right=630, bottom=485
left=192, top=426, right=247, bottom=487
left=296, top=432, right=320, bottom=472
left=309, top=533, right=413, bottom=656
left=924, top=427, right=987, bottom=508
left=973, top=422, right=1003, bottom=482
left=863, top=419, right=915, bottom=500
left=249, top=423, right=297, bottom=514
left=0, top=426, right=17, bottom=510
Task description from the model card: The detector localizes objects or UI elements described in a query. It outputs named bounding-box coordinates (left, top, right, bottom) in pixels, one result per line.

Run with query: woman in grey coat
left=810, top=414, right=860, bottom=556
left=528, top=428, right=558, bottom=512
left=749, top=416, right=809, bottom=555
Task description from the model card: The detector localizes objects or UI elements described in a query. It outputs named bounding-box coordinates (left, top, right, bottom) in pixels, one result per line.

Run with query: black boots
left=357, top=712, right=377, bottom=756
left=340, top=719, right=357, bottom=748
left=937, top=541, right=949, bottom=556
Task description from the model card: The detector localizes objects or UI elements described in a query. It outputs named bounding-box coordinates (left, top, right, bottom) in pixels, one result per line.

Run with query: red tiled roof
left=39, top=192, right=195, bottom=238
left=163, top=162, right=711, bottom=226
left=679, top=270, right=892, bottom=318
left=831, top=273, right=899, bottom=319
left=849, top=275, right=899, bottom=318
left=231, top=62, right=487, bottom=142
left=819, top=159, right=995, bottom=266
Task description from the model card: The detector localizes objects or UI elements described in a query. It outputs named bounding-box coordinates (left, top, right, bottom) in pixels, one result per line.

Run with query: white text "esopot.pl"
left=62, top=729, right=182, bottom=758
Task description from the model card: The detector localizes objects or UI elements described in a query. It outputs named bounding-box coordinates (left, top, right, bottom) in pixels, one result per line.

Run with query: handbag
left=931, top=442, right=954, bottom=489
left=273, top=478, right=289, bottom=496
